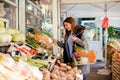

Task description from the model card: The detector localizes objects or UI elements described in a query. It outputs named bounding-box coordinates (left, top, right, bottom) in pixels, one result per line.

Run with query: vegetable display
left=42, top=60, right=82, bottom=80
left=0, top=27, right=25, bottom=43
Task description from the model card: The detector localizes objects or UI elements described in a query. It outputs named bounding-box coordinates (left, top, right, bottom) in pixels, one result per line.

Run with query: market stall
left=0, top=0, right=120, bottom=80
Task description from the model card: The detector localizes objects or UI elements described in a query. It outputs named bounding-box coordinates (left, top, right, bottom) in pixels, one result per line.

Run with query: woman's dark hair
left=63, top=17, right=76, bottom=37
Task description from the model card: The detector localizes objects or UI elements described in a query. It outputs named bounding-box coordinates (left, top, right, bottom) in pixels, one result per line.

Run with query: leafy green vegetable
left=13, top=55, right=48, bottom=69
left=6, top=28, right=19, bottom=35
left=12, top=33, right=25, bottom=42
left=26, top=36, right=40, bottom=49
left=108, top=26, right=116, bottom=38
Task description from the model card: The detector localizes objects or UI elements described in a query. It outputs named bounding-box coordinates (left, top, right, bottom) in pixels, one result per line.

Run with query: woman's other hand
left=71, top=36, right=77, bottom=41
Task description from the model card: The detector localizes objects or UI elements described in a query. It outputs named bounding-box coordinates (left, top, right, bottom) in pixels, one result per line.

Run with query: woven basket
left=112, top=55, right=120, bottom=80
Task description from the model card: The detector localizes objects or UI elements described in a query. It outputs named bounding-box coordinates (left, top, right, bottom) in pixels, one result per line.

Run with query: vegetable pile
left=0, top=53, right=43, bottom=80
left=42, top=60, right=82, bottom=80
left=13, top=55, right=48, bottom=70
left=26, top=32, right=53, bottom=52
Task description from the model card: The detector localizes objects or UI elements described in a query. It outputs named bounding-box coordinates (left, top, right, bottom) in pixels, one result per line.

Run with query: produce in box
left=74, top=45, right=96, bottom=64
left=75, top=45, right=87, bottom=57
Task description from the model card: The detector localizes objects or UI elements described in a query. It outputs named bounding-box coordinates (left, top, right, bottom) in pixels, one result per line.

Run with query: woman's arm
left=75, top=37, right=87, bottom=48
left=53, top=38, right=64, bottom=48
left=72, top=34, right=88, bottom=49
left=57, top=40, right=64, bottom=48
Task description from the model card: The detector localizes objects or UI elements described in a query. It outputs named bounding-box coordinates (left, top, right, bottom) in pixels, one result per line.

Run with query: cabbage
left=81, top=57, right=88, bottom=64
left=0, top=27, right=6, bottom=34
left=20, top=34, right=26, bottom=42
left=12, top=34, right=21, bottom=42
left=13, top=29, right=20, bottom=34
left=6, top=28, right=20, bottom=35
left=0, top=21, right=4, bottom=27
left=12, top=33, right=25, bottom=42
left=0, top=34, right=12, bottom=43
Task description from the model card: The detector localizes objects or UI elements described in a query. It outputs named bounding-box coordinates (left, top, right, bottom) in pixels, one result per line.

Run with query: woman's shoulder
left=75, top=25, right=86, bottom=30
left=73, top=25, right=85, bottom=34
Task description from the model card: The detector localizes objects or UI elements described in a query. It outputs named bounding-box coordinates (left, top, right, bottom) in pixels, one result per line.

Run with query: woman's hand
left=52, top=38, right=57, bottom=43
left=71, top=36, right=77, bottom=41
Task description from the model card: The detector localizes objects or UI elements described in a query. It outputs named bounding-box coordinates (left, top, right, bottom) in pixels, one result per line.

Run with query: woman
left=55, top=17, right=88, bottom=80
left=57, top=17, right=87, bottom=63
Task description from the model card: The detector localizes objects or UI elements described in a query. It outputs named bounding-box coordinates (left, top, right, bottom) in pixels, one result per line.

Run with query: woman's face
left=64, top=22, right=72, bottom=31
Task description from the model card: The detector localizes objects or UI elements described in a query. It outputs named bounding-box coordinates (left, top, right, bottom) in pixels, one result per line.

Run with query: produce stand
left=0, top=0, right=84, bottom=80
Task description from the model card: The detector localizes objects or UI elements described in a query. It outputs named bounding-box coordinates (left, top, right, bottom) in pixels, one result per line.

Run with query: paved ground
left=86, top=61, right=112, bottom=80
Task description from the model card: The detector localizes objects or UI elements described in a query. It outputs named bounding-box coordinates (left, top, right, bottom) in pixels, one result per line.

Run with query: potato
left=43, top=74, right=50, bottom=80
left=59, top=67, right=64, bottom=71
left=59, top=71, right=66, bottom=77
left=66, top=74, right=74, bottom=80
left=54, top=65, right=59, bottom=69
left=51, top=79, right=58, bottom=80
left=72, top=67, right=78, bottom=73
left=42, top=69, right=50, bottom=80
left=57, top=75, right=61, bottom=79
left=51, top=73, right=58, bottom=79
left=52, top=69, right=59, bottom=75
left=76, top=77, right=82, bottom=80
left=67, top=70, right=74, bottom=75
left=59, top=67, right=67, bottom=72
left=61, top=77, right=67, bottom=80
left=60, top=63, right=67, bottom=67
left=67, top=66, right=72, bottom=70
left=77, top=69, right=82, bottom=74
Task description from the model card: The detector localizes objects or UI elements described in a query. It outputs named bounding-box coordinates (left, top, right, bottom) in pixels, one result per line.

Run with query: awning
left=61, top=0, right=120, bottom=4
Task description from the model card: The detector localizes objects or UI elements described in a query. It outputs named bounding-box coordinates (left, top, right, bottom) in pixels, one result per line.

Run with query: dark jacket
left=57, top=25, right=87, bottom=63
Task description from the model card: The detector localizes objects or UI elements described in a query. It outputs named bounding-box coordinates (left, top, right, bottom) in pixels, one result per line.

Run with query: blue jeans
left=83, top=74, right=87, bottom=80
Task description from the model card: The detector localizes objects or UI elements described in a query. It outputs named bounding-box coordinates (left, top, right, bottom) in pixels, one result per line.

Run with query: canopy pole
left=104, top=2, right=108, bottom=69
left=97, top=3, right=111, bottom=75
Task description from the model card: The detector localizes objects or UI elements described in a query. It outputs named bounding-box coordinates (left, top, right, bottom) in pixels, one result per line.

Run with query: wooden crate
left=112, top=55, right=120, bottom=80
